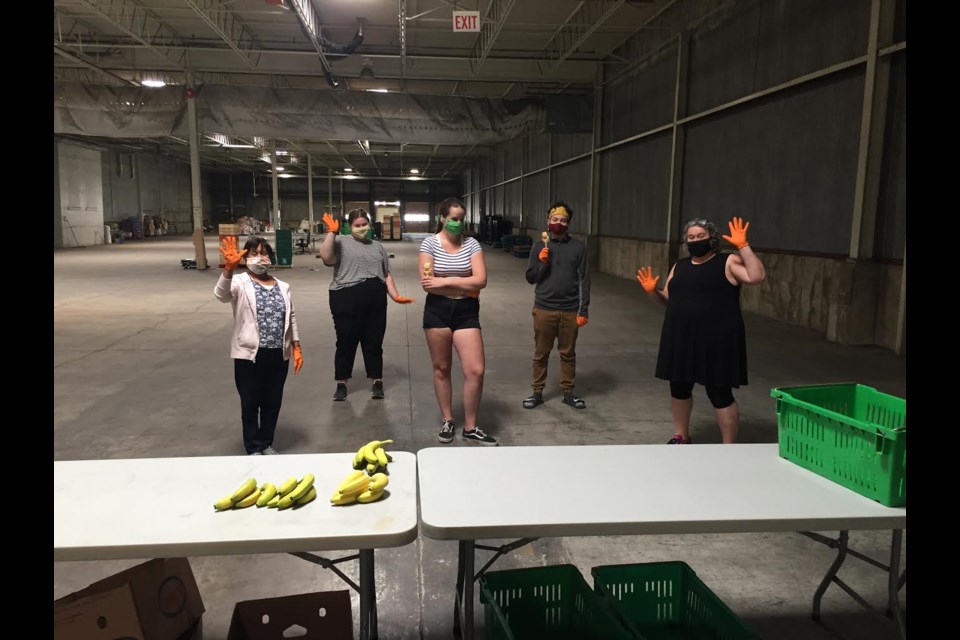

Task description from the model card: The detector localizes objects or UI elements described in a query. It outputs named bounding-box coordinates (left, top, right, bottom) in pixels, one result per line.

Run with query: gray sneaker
left=262, top=446, right=280, bottom=455
left=248, top=451, right=262, bottom=456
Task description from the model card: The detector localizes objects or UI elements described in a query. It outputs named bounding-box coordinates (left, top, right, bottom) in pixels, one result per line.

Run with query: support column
left=307, top=155, right=314, bottom=233
left=666, top=32, right=690, bottom=269
left=832, top=0, right=896, bottom=346
left=271, top=140, right=280, bottom=230
left=185, top=74, right=208, bottom=269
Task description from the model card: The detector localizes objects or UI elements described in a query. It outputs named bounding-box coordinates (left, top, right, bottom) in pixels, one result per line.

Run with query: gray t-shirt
left=329, top=235, right=391, bottom=290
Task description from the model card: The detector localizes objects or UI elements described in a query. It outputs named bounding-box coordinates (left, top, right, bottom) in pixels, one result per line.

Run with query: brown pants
left=532, top=307, right=580, bottom=392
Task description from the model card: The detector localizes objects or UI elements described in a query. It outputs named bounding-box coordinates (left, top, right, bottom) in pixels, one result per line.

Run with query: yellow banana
left=256, top=483, right=277, bottom=507
left=267, top=493, right=282, bottom=507
left=295, top=486, right=318, bottom=506
left=362, top=440, right=383, bottom=464
left=288, top=474, right=316, bottom=501
left=366, top=462, right=378, bottom=474
left=339, top=475, right=372, bottom=496
left=542, top=231, right=549, bottom=243
left=369, top=473, right=389, bottom=493
left=230, top=478, right=257, bottom=503
left=337, top=470, right=366, bottom=492
left=353, top=448, right=366, bottom=469
left=277, top=492, right=297, bottom=509
left=214, top=496, right=234, bottom=511
left=357, top=489, right=385, bottom=503
left=375, top=447, right=389, bottom=467
left=331, top=490, right=358, bottom=505
left=277, top=476, right=298, bottom=497
left=235, top=488, right=261, bottom=509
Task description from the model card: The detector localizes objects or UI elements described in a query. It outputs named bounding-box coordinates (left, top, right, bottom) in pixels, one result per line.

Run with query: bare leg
left=452, top=329, right=485, bottom=431
left=424, top=329, right=455, bottom=421
left=714, top=402, right=740, bottom=444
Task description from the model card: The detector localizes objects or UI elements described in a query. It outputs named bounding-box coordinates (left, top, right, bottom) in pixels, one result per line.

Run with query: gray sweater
left=525, top=235, right=591, bottom=317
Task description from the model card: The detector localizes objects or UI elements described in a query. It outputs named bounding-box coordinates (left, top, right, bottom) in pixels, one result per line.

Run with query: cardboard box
left=226, top=591, right=352, bottom=640
left=54, top=558, right=205, bottom=640
left=219, top=224, right=241, bottom=235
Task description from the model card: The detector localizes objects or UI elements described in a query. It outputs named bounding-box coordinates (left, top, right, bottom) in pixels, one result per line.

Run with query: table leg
left=888, top=530, right=905, bottom=640
left=812, top=530, right=848, bottom=621
left=453, top=540, right=475, bottom=640
left=359, top=549, right=378, bottom=640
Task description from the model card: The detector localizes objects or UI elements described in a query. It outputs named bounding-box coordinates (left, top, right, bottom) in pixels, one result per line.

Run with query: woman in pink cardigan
left=215, top=236, right=304, bottom=455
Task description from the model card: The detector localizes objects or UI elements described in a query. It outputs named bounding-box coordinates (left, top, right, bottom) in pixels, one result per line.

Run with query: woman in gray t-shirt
left=319, top=208, right=414, bottom=401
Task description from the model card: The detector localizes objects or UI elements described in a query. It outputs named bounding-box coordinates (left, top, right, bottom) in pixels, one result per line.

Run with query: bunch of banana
left=213, top=474, right=317, bottom=511
left=331, top=470, right=390, bottom=506
left=352, top=439, right=394, bottom=476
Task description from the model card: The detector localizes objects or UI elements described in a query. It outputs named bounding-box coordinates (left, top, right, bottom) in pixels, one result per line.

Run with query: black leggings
left=670, top=381, right=735, bottom=409
left=329, top=278, right=388, bottom=381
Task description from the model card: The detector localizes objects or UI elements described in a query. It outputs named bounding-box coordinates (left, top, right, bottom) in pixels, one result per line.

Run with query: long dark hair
left=435, top=197, right=466, bottom=232
left=242, top=236, right=275, bottom=261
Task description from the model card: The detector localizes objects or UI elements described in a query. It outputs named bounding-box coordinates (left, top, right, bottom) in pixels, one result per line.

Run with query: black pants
left=670, top=381, right=735, bottom=409
left=234, top=348, right=289, bottom=454
left=330, top=278, right=388, bottom=381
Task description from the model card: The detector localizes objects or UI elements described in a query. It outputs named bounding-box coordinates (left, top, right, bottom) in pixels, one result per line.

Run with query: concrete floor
left=54, top=234, right=906, bottom=639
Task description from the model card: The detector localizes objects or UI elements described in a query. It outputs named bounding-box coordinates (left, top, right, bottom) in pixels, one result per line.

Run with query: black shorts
left=423, top=293, right=481, bottom=331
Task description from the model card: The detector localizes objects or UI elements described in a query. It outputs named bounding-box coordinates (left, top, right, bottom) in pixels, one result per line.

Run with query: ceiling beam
left=538, top=1, right=626, bottom=75
left=469, top=0, right=518, bottom=76
left=183, top=0, right=262, bottom=69
left=76, top=0, right=185, bottom=68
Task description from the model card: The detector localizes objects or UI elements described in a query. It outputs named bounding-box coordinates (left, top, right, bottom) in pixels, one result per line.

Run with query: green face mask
left=444, top=220, right=463, bottom=236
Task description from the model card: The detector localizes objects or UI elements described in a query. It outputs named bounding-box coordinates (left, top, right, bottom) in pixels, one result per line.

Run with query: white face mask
left=246, top=256, right=270, bottom=275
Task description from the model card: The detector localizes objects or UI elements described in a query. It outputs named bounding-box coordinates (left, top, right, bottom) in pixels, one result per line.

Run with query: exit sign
left=453, top=11, right=480, bottom=32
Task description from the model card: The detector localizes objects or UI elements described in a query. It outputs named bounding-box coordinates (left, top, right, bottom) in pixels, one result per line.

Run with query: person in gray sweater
left=523, top=201, right=591, bottom=410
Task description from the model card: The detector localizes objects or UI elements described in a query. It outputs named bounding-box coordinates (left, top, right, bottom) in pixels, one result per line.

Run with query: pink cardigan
left=214, top=272, right=300, bottom=362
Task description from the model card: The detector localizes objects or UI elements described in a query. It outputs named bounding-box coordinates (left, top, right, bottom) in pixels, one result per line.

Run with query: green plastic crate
left=480, top=565, right=634, bottom=640
left=770, top=383, right=906, bottom=507
left=592, top=562, right=760, bottom=640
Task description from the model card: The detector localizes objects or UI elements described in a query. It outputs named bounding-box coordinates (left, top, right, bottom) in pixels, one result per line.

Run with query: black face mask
left=687, top=239, right=713, bottom=257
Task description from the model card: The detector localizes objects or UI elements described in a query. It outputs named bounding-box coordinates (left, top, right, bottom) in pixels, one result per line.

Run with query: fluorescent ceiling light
left=275, top=166, right=285, bottom=171
left=408, top=176, right=421, bottom=181
left=343, top=167, right=353, bottom=172
left=141, top=79, right=166, bottom=88
left=344, top=175, right=358, bottom=180
left=404, top=213, right=429, bottom=222
left=366, top=88, right=388, bottom=93
left=410, top=168, right=420, bottom=174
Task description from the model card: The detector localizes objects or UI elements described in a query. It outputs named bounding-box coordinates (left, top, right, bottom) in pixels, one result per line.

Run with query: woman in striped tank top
left=418, top=197, right=499, bottom=446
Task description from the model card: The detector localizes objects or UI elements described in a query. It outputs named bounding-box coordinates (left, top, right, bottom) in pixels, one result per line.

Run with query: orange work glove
left=538, top=247, right=550, bottom=263
left=576, top=316, right=588, bottom=327
left=292, top=345, right=304, bottom=374
left=322, top=212, right=340, bottom=234
left=722, top=216, right=750, bottom=249
left=637, top=267, right=659, bottom=293
left=392, top=295, right=415, bottom=304
left=219, top=236, right=247, bottom=271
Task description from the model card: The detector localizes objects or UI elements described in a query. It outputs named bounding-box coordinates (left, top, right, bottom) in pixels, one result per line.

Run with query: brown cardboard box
left=54, top=558, right=205, bottom=640
left=226, top=591, right=352, bottom=640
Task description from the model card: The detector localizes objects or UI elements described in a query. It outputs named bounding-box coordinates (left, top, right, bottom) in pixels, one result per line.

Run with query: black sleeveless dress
left=654, top=252, right=748, bottom=388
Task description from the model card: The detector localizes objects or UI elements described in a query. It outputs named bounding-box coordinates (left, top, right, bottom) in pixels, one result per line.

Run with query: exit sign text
left=453, top=11, right=480, bottom=32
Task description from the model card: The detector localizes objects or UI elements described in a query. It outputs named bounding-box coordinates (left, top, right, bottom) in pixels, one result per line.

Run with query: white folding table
left=418, top=444, right=906, bottom=640
left=54, top=452, right=419, bottom=640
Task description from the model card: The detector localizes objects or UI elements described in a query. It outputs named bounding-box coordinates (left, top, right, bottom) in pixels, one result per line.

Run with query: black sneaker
left=371, top=380, right=384, bottom=399
left=462, top=428, right=499, bottom=446
left=666, top=433, right=692, bottom=444
left=522, top=392, right=543, bottom=409
left=333, top=383, right=348, bottom=401
left=438, top=419, right=456, bottom=444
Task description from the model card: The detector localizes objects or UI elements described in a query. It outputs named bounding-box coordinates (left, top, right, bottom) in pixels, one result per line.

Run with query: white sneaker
left=262, top=446, right=280, bottom=455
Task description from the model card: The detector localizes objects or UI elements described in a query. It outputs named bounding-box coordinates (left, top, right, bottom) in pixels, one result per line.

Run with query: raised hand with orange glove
left=392, top=295, right=415, bottom=304
left=637, top=266, right=660, bottom=293
left=576, top=315, right=588, bottom=327
left=292, top=343, right=304, bottom=375
left=722, top=216, right=750, bottom=249
left=538, top=245, right=550, bottom=263
left=219, top=236, right=247, bottom=272
left=322, top=212, right=340, bottom=234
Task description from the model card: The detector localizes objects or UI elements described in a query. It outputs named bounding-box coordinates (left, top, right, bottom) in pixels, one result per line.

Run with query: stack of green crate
left=274, top=229, right=293, bottom=267
left=592, top=562, right=761, bottom=640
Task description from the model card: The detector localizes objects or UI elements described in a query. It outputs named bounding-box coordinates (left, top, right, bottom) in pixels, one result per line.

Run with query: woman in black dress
left=637, top=217, right=766, bottom=444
